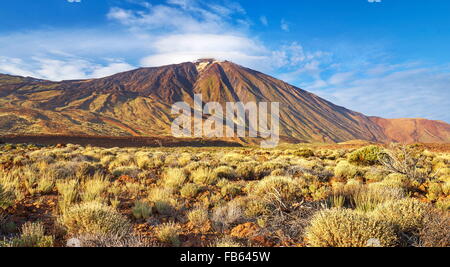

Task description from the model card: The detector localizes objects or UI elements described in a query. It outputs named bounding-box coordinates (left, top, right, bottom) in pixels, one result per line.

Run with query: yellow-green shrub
left=251, top=176, right=302, bottom=203
left=235, top=162, right=255, bottom=180
left=348, top=145, right=383, bottom=166
left=82, top=175, right=110, bottom=202
left=132, top=201, right=152, bottom=220
left=221, top=183, right=242, bottom=198
left=148, top=188, right=177, bottom=215
left=60, top=202, right=131, bottom=237
left=334, top=161, right=360, bottom=179
left=215, top=237, right=242, bottom=247
left=180, top=183, right=201, bottom=198
left=4, top=222, right=53, bottom=247
left=56, top=179, right=79, bottom=212
left=163, top=168, right=187, bottom=190
left=214, top=166, right=235, bottom=179
left=191, top=167, right=217, bottom=185
left=155, top=222, right=181, bottom=246
left=0, top=183, right=14, bottom=210
left=372, top=199, right=430, bottom=233
left=187, top=208, right=209, bottom=226
left=305, top=208, right=398, bottom=247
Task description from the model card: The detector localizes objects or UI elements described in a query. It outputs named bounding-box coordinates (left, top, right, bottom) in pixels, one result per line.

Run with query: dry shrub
left=82, top=174, right=110, bottom=202
left=2, top=222, right=54, bottom=247
left=258, top=201, right=320, bottom=244
left=68, top=233, right=152, bottom=247
left=108, top=154, right=134, bottom=170
left=56, top=179, right=79, bottom=212
left=135, top=152, right=153, bottom=169
left=418, top=209, right=450, bottom=247
left=251, top=176, right=302, bottom=203
left=212, top=200, right=246, bottom=231
left=254, top=162, right=284, bottom=179
left=187, top=208, right=209, bottom=226
left=163, top=168, right=187, bottom=189
left=379, top=144, right=434, bottom=183
left=214, top=237, right=242, bottom=247
left=132, top=201, right=152, bottom=220
left=111, top=166, right=140, bottom=178
left=36, top=176, right=55, bottom=194
left=379, top=173, right=409, bottom=188
left=244, top=198, right=270, bottom=218
left=148, top=187, right=177, bottom=215
left=60, top=202, right=131, bottom=237
left=155, top=222, right=181, bottom=246
left=334, top=161, right=361, bottom=179
left=221, top=153, right=246, bottom=165
left=221, top=183, right=242, bottom=198
left=235, top=163, right=255, bottom=180
left=178, top=153, right=192, bottom=167
left=0, top=183, right=15, bottom=210
left=364, top=167, right=388, bottom=182
left=180, top=183, right=201, bottom=198
left=329, top=183, right=404, bottom=212
left=305, top=208, right=398, bottom=247
left=214, top=166, right=236, bottom=179
left=372, top=199, right=430, bottom=234
left=191, top=167, right=217, bottom=185
left=293, top=148, right=314, bottom=158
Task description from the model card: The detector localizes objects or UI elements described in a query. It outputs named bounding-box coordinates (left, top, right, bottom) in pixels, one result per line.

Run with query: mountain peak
left=194, top=58, right=222, bottom=72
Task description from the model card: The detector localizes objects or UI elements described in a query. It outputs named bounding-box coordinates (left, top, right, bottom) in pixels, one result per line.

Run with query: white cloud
left=140, top=34, right=267, bottom=67
left=0, top=56, right=134, bottom=81
left=107, top=0, right=246, bottom=33
left=328, top=71, right=354, bottom=85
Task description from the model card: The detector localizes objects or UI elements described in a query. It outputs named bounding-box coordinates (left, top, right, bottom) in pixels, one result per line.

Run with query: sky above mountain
left=0, top=0, right=449, bottom=123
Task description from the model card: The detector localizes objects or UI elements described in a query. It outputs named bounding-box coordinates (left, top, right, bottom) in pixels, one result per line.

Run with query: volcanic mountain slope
left=0, top=59, right=449, bottom=144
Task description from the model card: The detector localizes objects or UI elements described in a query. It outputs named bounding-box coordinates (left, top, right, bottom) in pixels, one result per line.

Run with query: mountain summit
left=0, top=61, right=449, bottom=143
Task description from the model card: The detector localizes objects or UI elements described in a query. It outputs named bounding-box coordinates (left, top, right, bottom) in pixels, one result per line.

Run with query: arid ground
left=0, top=140, right=449, bottom=247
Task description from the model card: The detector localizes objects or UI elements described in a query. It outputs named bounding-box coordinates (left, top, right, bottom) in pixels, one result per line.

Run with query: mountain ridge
left=0, top=60, right=449, bottom=144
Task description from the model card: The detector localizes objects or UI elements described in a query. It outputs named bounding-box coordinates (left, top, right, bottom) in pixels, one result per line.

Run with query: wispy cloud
left=280, top=19, right=290, bottom=32
left=0, top=54, right=134, bottom=81
left=260, top=16, right=268, bottom=26
left=306, top=62, right=450, bottom=122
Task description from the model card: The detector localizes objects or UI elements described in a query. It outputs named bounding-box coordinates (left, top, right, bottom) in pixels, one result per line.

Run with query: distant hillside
left=0, top=60, right=449, bottom=144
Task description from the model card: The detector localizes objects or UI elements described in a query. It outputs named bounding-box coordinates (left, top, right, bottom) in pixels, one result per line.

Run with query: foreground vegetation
left=0, top=143, right=448, bottom=247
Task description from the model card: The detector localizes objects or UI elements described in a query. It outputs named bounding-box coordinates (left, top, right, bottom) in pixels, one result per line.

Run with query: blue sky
left=0, top=0, right=449, bottom=122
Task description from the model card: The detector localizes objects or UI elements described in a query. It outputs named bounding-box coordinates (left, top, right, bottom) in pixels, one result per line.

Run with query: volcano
left=0, top=59, right=449, bottom=144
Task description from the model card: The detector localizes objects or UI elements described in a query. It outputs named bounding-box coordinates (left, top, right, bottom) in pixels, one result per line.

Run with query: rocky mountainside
left=0, top=59, right=449, bottom=144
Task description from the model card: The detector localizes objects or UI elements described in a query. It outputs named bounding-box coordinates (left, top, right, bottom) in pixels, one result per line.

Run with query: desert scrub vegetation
left=0, top=142, right=448, bottom=247
left=60, top=202, right=131, bottom=237
left=305, top=208, right=398, bottom=247
left=347, top=145, right=383, bottom=166
left=1, top=222, right=54, bottom=247
left=132, top=200, right=152, bottom=220
left=155, top=222, right=181, bottom=246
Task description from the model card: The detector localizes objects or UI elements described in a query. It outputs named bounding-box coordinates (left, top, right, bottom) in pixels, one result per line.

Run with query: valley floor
left=0, top=142, right=449, bottom=247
